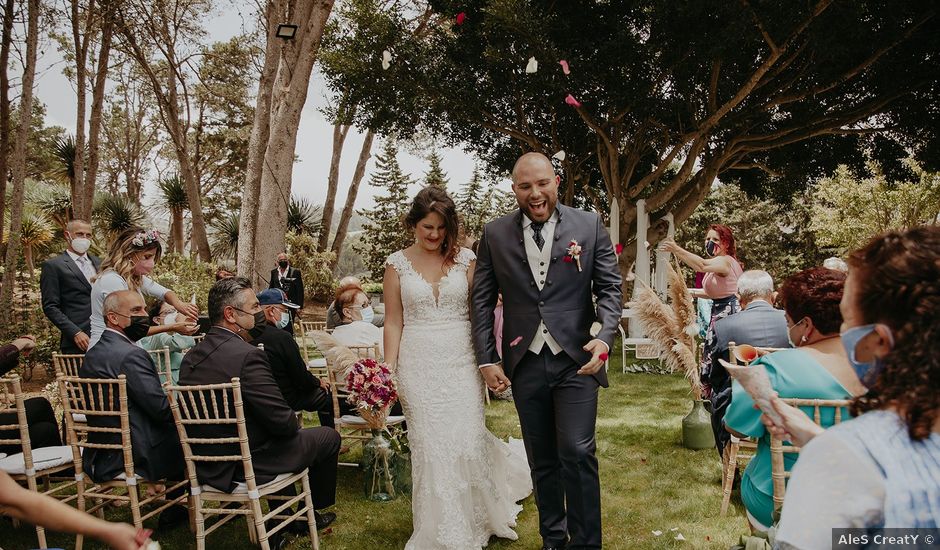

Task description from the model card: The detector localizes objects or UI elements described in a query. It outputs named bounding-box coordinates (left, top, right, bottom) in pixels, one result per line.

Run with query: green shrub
left=361, top=282, right=384, bottom=294
left=285, top=232, right=336, bottom=302
left=150, top=254, right=217, bottom=312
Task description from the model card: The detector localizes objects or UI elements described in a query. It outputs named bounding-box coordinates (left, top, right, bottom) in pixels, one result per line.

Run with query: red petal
left=456, top=12, right=466, bottom=25
left=599, top=352, right=609, bottom=361
left=563, top=256, right=573, bottom=263
left=615, top=243, right=623, bottom=255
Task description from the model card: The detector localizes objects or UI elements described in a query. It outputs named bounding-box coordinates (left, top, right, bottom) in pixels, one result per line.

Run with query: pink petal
left=564, top=93, right=581, bottom=107
left=456, top=12, right=466, bottom=25
left=559, top=60, right=570, bottom=75
left=509, top=336, right=523, bottom=347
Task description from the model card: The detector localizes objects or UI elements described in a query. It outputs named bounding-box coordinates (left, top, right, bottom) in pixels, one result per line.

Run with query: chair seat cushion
left=339, top=415, right=406, bottom=426
left=201, top=472, right=294, bottom=495
left=0, top=445, right=73, bottom=475
left=306, top=358, right=327, bottom=368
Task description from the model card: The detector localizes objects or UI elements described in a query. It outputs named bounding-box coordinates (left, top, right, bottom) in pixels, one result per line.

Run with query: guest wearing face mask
left=661, top=224, right=744, bottom=397
left=269, top=252, right=304, bottom=334
left=80, top=290, right=189, bottom=531
left=88, top=228, right=200, bottom=349
left=251, top=289, right=337, bottom=429
left=331, top=286, right=383, bottom=358
left=40, top=219, right=101, bottom=353
left=139, top=300, right=198, bottom=385
left=760, top=226, right=940, bottom=548
left=723, top=267, right=866, bottom=533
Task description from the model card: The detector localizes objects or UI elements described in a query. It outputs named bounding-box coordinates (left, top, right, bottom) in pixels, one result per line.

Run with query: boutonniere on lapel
left=563, top=240, right=583, bottom=272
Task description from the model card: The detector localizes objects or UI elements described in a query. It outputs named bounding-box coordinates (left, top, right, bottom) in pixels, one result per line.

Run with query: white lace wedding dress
left=387, top=248, right=532, bottom=550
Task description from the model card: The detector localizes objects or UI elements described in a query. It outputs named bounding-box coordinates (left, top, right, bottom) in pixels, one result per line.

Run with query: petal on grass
left=565, top=93, right=581, bottom=107
left=559, top=59, right=570, bottom=74
left=525, top=56, right=538, bottom=73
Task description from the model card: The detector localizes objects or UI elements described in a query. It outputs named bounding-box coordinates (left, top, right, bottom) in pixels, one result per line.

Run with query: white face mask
left=162, top=312, right=178, bottom=326
left=70, top=237, right=91, bottom=254
left=277, top=311, right=291, bottom=329
left=360, top=306, right=375, bottom=324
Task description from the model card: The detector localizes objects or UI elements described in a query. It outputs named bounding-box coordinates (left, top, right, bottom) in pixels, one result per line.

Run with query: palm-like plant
left=26, top=180, right=73, bottom=231
left=92, top=193, right=146, bottom=240
left=48, top=134, right=77, bottom=186
left=210, top=211, right=239, bottom=261
left=287, top=196, right=323, bottom=238
left=3, top=206, right=55, bottom=277
left=158, top=174, right=189, bottom=254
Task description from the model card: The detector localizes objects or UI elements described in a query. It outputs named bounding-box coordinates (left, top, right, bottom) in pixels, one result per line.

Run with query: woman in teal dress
left=725, top=267, right=866, bottom=531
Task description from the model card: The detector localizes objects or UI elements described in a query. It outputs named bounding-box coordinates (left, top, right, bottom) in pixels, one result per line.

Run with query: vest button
left=539, top=301, right=545, bottom=306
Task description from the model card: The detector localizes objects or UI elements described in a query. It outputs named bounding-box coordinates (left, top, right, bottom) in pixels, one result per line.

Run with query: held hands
left=759, top=394, right=825, bottom=448
left=73, top=331, right=90, bottom=351
left=577, top=339, right=608, bottom=375
left=480, top=363, right=511, bottom=393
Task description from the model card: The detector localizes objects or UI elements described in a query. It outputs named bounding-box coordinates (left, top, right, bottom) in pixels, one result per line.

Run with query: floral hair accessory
left=131, top=229, right=162, bottom=248
left=564, top=240, right=583, bottom=272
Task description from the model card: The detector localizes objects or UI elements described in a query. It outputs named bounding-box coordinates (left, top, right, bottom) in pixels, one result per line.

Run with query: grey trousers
left=513, top=348, right=602, bottom=549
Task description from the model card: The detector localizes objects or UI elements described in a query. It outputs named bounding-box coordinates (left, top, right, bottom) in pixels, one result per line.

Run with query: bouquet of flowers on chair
left=345, top=358, right=398, bottom=430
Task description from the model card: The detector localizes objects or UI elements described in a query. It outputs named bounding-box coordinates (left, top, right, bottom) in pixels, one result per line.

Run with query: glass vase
left=361, top=429, right=397, bottom=501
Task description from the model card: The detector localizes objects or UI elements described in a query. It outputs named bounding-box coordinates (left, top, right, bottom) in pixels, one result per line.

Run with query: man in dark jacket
left=40, top=219, right=100, bottom=353
left=269, top=253, right=303, bottom=334
left=251, top=289, right=335, bottom=428
left=179, top=277, right=339, bottom=537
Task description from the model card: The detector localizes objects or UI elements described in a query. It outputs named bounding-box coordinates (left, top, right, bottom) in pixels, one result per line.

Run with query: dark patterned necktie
left=531, top=222, right=545, bottom=250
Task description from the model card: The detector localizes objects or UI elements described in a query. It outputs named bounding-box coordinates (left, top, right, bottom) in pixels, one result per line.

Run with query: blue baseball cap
left=256, top=288, right=300, bottom=309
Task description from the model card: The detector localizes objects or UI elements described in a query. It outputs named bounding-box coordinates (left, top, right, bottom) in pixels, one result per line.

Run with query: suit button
left=554, top=235, right=560, bottom=241
left=539, top=301, right=545, bottom=306
left=551, top=257, right=557, bottom=263
left=530, top=281, right=535, bottom=287
left=522, top=259, right=527, bottom=264
left=547, top=280, right=553, bottom=285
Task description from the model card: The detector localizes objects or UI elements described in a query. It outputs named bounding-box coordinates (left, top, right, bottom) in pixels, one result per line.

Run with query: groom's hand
left=578, top=339, right=609, bottom=375
left=480, top=364, right=511, bottom=392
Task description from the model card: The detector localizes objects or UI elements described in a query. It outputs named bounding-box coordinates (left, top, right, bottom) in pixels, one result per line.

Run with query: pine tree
left=356, top=139, right=414, bottom=279
left=424, top=150, right=449, bottom=189
left=456, top=165, right=486, bottom=238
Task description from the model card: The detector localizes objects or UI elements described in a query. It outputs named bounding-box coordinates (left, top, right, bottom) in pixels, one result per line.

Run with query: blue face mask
left=360, top=306, right=375, bottom=324
left=840, top=324, right=893, bottom=387
left=276, top=311, right=291, bottom=329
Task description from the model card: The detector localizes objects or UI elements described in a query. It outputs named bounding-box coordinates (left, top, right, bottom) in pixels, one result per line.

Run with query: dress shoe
left=283, top=510, right=336, bottom=535
left=266, top=531, right=291, bottom=550
left=156, top=504, right=189, bottom=531
left=315, top=510, right=336, bottom=530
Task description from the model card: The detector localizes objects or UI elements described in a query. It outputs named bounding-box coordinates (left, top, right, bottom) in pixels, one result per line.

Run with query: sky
left=31, top=3, right=498, bottom=214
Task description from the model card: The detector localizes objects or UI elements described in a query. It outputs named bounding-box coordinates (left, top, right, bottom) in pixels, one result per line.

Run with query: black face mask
left=249, top=311, right=267, bottom=339
left=705, top=240, right=719, bottom=257
left=116, top=314, right=152, bottom=342
left=278, top=260, right=289, bottom=269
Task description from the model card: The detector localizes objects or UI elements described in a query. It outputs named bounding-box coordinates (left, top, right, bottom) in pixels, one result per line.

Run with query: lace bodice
left=386, top=248, right=475, bottom=326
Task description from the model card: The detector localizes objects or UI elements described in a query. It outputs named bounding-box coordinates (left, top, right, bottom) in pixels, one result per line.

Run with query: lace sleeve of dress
left=385, top=251, right=408, bottom=275
left=455, top=247, right=477, bottom=267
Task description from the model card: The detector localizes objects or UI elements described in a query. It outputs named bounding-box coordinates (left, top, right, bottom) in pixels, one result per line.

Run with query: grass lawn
left=1, top=352, right=752, bottom=549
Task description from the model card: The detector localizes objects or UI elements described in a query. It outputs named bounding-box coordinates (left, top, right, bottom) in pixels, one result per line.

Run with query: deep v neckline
left=400, top=251, right=459, bottom=306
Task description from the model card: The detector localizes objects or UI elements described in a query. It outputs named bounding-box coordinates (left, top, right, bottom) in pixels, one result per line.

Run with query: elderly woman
left=724, top=267, right=866, bottom=532
left=332, top=285, right=384, bottom=358
left=661, top=224, right=744, bottom=396
left=761, top=226, right=940, bottom=548
left=138, top=300, right=197, bottom=385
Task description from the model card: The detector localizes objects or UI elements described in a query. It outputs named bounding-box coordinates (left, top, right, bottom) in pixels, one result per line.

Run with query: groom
left=471, top=152, right=622, bottom=549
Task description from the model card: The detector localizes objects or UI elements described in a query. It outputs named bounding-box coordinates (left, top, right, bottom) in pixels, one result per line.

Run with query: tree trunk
left=70, top=0, right=88, bottom=218
left=329, top=128, right=374, bottom=269
left=0, top=0, right=38, bottom=324
left=81, top=2, right=113, bottom=219
left=0, top=0, right=15, bottom=246
left=252, top=0, right=335, bottom=281
left=317, top=119, right=350, bottom=252
left=169, top=207, right=184, bottom=254
left=237, top=0, right=279, bottom=286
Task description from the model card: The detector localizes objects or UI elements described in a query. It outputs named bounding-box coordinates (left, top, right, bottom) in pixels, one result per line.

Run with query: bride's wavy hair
left=405, top=186, right=459, bottom=267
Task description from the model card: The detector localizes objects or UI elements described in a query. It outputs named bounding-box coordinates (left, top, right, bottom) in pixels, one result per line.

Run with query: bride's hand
left=480, top=364, right=510, bottom=392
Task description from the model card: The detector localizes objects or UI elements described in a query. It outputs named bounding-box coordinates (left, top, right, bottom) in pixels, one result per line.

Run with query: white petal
left=652, top=530, right=663, bottom=536
left=382, top=50, right=392, bottom=70
left=675, top=533, right=686, bottom=541
left=552, top=150, right=566, bottom=161
left=525, top=56, right=538, bottom=73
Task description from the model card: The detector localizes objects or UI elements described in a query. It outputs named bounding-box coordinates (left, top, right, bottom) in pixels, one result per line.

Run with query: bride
left=384, top=186, right=532, bottom=549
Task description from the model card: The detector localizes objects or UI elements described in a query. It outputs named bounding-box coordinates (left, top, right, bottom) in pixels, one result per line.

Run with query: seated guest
left=326, top=276, right=384, bottom=329
left=179, top=277, right=340, bottom=539
left=332, top=286, right=384, bottom=358
left=769, top=226, right=940, bottom=548
left=139, top=300, right=198, bottom=385
left=725, top=267, right=865, bottom=532
left=251, top=289, right=336, bottom=429
left=80, top=290, right=187, bottom=529
left=709, top=270, right=791, bottom=457
left=0, top=335, right=63, bottom=455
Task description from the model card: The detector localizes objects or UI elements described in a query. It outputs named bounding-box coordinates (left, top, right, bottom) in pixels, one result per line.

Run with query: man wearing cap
left=252, top=289, right=336, bottom=429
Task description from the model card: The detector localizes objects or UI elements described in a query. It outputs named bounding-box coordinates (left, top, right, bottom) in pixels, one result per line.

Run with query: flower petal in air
left=509, top=336, right=523, bottom=347
left=599, top=352, right=609, bottom=362
left=381, top=50, right=392, bottom=70
left=525, top=56, right=538, bottom=73
left=559, top=59, right=570, bottom=75
left=564, top=93, right=581, bottom=107
left=615, top=243, right=624, bottom=255
left=563, top=256, right=573, bottom=263
left=456, top=12, right=466, bottom=25
left=552, top=150, right=566, bottom=161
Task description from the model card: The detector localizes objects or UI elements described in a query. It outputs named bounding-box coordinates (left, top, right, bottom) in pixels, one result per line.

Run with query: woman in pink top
left=661, top=224, right=743, bottom=397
